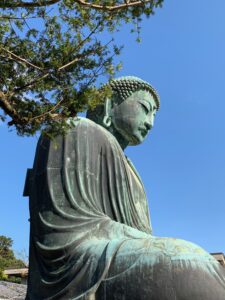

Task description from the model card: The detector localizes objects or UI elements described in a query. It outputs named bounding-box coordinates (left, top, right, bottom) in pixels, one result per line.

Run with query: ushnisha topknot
left=106, top=76, right=160, bottom=110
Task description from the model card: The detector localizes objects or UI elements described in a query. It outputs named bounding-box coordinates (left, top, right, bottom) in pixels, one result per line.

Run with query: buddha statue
left=24, top=76, right=225, bottom=300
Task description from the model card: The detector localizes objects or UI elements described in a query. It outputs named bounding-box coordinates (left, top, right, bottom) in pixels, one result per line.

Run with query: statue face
left=111, top=90, right=157, bottom=145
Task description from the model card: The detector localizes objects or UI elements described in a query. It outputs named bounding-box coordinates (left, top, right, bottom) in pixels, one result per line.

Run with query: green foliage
left=1, top=275, right=22, bottom=284
left=0, top=235, right=25, bottom=282
left=0, top=0, right=163, bottom=136
left=0, top=270, right=8, bottom=281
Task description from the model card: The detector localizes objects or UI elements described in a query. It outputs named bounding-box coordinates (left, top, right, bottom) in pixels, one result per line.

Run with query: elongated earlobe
left=103, top=116, right=112, bottom=127
left=103, top=98, right=112, bottom=128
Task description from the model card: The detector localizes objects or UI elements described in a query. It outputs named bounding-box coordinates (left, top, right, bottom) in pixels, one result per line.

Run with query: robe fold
left=25, top=118, right=225, bottom=300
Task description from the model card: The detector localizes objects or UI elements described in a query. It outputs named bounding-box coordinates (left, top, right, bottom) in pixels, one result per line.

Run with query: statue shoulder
left=68, top=116, right=99, bottom=131
left=68, top=117, right=115, bottom=144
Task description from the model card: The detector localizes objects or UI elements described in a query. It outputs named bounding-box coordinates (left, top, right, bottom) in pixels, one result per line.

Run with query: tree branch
left=13, top=73, right=49, bottom=92
left=58, top=57, right=80, bottom=71
left=58, top=21, right=103, bottom=71
left=0, top=90, right=63, bottom=128
left=0, top=15, right=40, bottom=19
left=0, top=91, right=23, bottom=125
left=11, top=21, right=103, bottom=92
left=13, top=47, right=97, bottom=92
left=0, top=47, right=44, bottom=71
left=0, top=0, right=155, bottom=11
left=28, top=98, right=64, bottom=122
left=0, top=0, right=60, bottom=8
left=74, top=0, right=154, bottom=11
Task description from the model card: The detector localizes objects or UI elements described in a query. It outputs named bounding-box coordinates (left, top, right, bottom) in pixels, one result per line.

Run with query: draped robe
left=25, top=118, right=225, bottom=300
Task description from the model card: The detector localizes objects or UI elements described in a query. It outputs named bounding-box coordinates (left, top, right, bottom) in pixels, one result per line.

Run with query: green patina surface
left=25, top=76, right=225, bottom=300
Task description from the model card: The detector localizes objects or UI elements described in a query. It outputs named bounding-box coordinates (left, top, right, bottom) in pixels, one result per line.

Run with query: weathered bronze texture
left=24, top=76, right=225, bottom=299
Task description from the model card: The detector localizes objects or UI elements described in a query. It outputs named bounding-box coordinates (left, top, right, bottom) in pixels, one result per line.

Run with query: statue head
left=87, top=76, right=160, bottom=149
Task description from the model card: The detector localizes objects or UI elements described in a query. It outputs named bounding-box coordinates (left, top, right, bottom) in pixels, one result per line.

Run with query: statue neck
left=108, top=126, right=129, bottom=151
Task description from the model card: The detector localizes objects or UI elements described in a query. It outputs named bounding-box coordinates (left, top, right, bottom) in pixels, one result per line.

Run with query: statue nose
left=145, top=114, right=154, bottom=130
left=144, top=121, right=152, bottom=130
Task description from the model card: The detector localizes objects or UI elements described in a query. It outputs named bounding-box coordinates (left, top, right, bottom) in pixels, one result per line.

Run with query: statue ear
left=103, top=98, right=112, bottom=128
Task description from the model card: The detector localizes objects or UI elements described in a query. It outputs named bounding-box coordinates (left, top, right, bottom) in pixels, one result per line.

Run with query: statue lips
left=139, top=127, right=148, bottom=137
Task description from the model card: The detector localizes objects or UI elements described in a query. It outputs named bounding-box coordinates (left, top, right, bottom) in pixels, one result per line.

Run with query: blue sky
left=0, top=0, right=225, bottom=256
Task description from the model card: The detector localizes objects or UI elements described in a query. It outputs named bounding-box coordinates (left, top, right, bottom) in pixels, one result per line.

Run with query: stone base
left=0, top=281, right=26, bottom=300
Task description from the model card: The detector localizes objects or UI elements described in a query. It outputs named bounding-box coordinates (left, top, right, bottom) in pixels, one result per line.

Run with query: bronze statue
left=24, top=76, right=225, bottom=299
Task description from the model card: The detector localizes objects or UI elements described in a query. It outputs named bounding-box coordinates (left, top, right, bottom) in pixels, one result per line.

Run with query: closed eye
left=140, top=103, right=149, bottom=114
left=138, top=100, right=151, bottom=114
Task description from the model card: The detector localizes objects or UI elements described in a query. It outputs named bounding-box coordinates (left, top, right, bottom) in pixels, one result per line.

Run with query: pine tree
left=0, top=0, right=163, bottom=136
